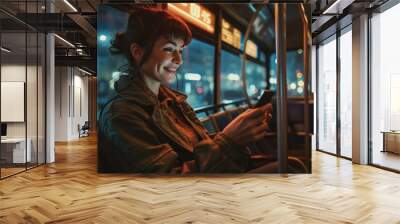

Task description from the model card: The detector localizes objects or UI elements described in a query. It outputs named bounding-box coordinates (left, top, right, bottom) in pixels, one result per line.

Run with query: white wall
left=72, top=73, right=89, bottom=138
left=1, top=63, right=46, bottom=164
left=55, top=67, right=89, bottom=141
left=1, top=65, right=26, bottom=141
left=1, top=65, right=41, bottom=137
left=55, top=66, right=69, bottom=141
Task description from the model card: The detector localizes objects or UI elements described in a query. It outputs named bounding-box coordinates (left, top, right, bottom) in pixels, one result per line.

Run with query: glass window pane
left=1, top=31, right=28, bottom=177
left=371, top=4, right=400, bottom=171
left=340, top=29, right=352, bottom=158
left=1, top=1, right=46, bottom=178
left=246, top=61, right=266, bottom=98
left=27, top=31, right=38, bottom=168
left=169, top=39, right=215, bottom=109
left=221, top=50, right=244, bottom=102
left=317, top=37, right=337, bottom=154
left=268, top=50, right=305, bottom=96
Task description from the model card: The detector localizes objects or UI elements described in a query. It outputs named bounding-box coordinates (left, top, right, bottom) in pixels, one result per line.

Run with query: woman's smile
left=164, top=66, right=178, bottom=75
left=165, top=67, right=177, bottom=73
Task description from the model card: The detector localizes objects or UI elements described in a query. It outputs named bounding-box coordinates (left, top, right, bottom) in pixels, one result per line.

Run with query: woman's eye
left=164, top=47, right=174, bottom=52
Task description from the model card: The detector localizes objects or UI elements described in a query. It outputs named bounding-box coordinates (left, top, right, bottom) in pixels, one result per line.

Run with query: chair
left=79, top=121, right=90, bottom=138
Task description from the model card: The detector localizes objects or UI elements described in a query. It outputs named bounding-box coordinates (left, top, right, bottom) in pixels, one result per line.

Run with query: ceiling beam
left=55, top=55, right=96, bottom=72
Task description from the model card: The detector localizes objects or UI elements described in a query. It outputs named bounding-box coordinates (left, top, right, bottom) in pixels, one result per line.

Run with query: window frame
left=315, top=24, right=353, bottom=161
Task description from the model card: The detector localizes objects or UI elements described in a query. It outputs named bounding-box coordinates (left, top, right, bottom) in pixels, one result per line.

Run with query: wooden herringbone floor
left=1, top=135, right=400, bottom=224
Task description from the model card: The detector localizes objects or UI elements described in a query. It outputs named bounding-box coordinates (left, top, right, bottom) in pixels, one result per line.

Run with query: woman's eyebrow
left=166, top=41, right=184, bottom=48
left=166, top=41, right=177, bottom=46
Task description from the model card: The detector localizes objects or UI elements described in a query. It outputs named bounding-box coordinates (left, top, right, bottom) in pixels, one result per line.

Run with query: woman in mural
left=98, top=7, right=273, bottom=173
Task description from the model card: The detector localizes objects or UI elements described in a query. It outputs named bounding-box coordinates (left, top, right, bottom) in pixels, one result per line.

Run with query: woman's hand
left=222, top=103, right=273, bottom=146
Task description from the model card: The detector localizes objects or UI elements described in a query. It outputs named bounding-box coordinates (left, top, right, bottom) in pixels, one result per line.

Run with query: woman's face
left=140, top=36, right=185, bottom=85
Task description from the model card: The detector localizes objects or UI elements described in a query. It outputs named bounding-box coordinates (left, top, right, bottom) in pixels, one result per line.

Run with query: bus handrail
left=194, top=98, right=249, bottom=115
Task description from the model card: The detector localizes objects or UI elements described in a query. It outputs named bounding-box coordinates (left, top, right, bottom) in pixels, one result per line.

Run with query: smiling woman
left=97, top=6, right=273, bottom=174
left=136, top=37, right=185, bottom=92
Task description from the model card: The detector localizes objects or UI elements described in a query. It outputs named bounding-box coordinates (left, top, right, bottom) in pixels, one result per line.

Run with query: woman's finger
left=253, top=131, right=269, bottom=142
left=245, top=107, right=265, bottom=119
left=252, top=113, right=266, bottom=125
left=265, top=113, right=272, bottom=123
left=250, top=122, right=269, bottom=136
left=258, top=103, right=273, bottom=113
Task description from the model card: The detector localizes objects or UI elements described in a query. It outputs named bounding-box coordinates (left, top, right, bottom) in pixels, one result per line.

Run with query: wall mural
left=97, top=3, right=312, bottom=174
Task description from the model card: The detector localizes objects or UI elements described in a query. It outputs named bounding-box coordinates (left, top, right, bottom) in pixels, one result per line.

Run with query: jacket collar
left=115, top=72, right=195, bottom=152
left=115, top=73, right=187, bottom=106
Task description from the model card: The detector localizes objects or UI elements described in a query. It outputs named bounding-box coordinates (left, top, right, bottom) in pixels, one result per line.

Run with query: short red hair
left=111, top=7, right=192, bottom=68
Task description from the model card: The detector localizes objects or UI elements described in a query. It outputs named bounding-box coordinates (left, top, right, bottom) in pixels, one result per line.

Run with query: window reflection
left=221, top=50, right=244, bottom=102
left=340, top=29, right=352, bottom=158
left=269, top=50, right=305, bottom=96
left=371, top=4, right=400, bottom=171
left=317, top=38, right=337, bottom=154
left=246, top=61, right=266, bottom=98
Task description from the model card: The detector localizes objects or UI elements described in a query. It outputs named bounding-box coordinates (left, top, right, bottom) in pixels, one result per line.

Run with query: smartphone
left=254, top=90, right=274, bottom=108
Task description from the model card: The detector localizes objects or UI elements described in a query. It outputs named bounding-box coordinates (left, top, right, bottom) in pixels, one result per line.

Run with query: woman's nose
left=172, top=51, right=183, bottom=65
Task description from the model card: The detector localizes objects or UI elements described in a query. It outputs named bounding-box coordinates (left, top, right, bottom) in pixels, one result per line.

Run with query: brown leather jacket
left=98, top=74, right=250, bottom=173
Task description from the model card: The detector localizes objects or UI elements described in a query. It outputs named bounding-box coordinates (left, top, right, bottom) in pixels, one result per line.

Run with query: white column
left=55, top=67, right=73, bottom=141
left=46, top=33, right=55, bottom=163
left=352, top=14, right=369, bottom=164
left=46, top=1, right=56, bottom=163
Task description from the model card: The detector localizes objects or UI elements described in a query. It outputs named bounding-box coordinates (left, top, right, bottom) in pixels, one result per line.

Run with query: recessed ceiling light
left=54, top=34, right=75, bottom=48
left=63, top=0, right=78, bottom=12
left=322, top=0, right=353, bottom=15
left=1, top=47, right=11, bottom=53
left=78, top=67, right=92, bottom=76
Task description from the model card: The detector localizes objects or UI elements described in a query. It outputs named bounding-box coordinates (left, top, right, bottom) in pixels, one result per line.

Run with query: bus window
left=221, top=50, right=245, bottom=102
left=169, top=39, right=215, bottom=109
left=269, top=50, right=304, bottom=96
left=246, top=61, right=266, bottom=98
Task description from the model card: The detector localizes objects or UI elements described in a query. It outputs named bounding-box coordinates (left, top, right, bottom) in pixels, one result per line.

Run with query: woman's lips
left=165, top=67, right=177, bottom=73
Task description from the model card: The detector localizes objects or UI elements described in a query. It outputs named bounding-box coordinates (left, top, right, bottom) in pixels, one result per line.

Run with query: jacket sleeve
left=100, top=102, right=250, bottom=173
left=100, top=105, right=179, bottom=173
left=193, top=132, right=250, bottom=173
left=181, top=101, right=251, bottom=173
